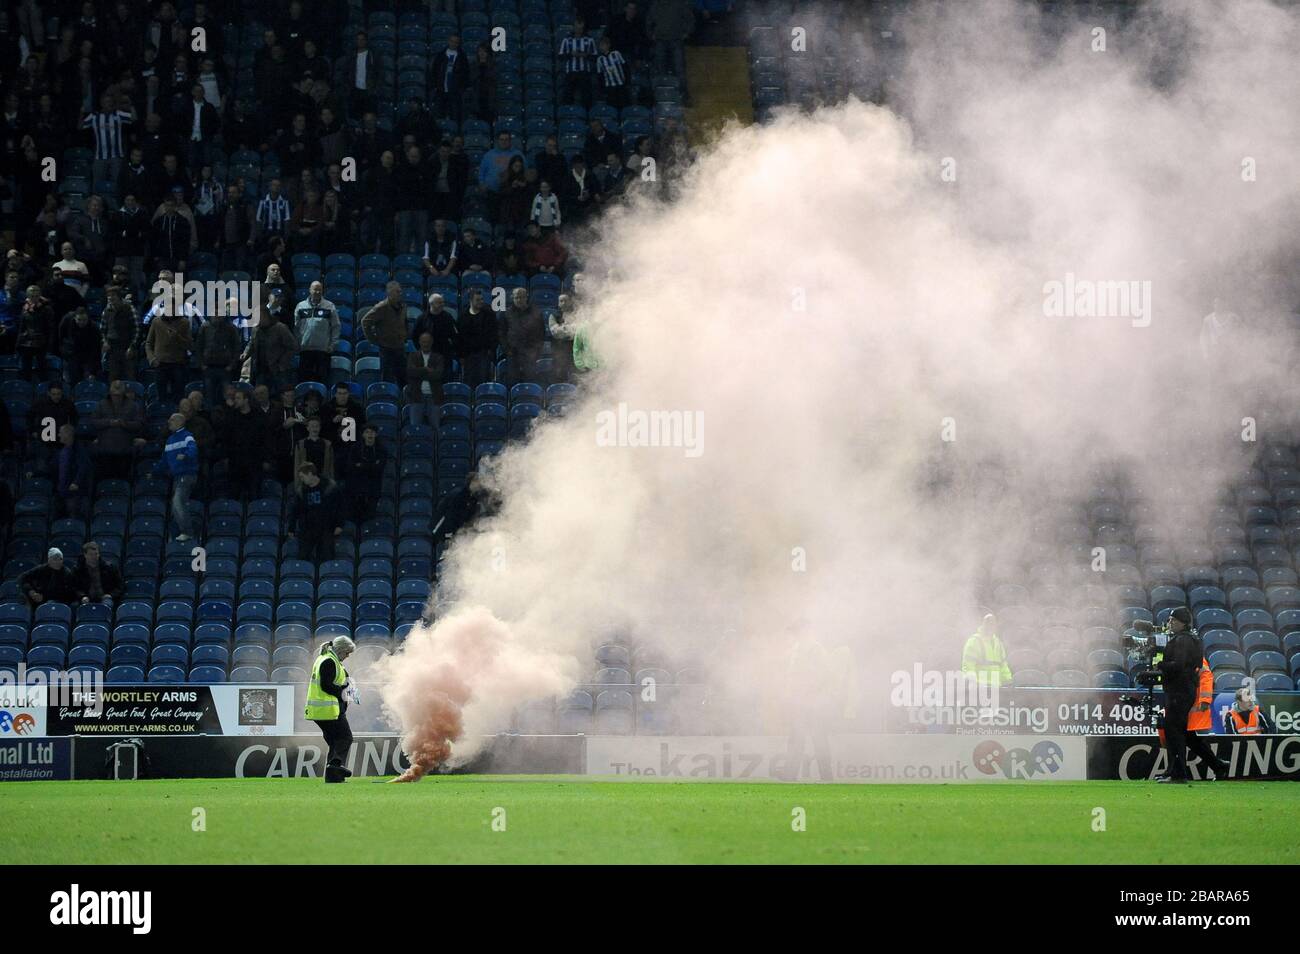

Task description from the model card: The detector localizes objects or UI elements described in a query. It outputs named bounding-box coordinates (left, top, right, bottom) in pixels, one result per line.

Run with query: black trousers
left=314, top=713, right=352, bottom=766
left=1162, top=694, right=1193, bottom=779
left=298, top=525, right=336, bottom=563
left=298, top=350, right=330, bottom=384
left=1187, top=730, right=1230, bottom=778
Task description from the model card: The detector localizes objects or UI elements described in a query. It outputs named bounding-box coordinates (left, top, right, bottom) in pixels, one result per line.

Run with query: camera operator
left=1155, top=607, right=1207, bottom=784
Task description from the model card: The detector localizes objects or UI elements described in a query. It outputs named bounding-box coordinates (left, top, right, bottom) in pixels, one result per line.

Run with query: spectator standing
left=16, top=284, right=54, bottom=380
left=405, top=332, right=445, bottom=428
left=530, top=180, right=562, bottom=229
left=92, top=378, right=143, bottom=481
left=430, top=33, right=469, bottom=125
left=149, top=194, right=191, bottom=273
left=158, top=412, right=199, bottom=541
left=468, top=43, right=496, bottom=122
left=52, top=424, right=93, bottom=521
left=610, top=2, right=651, bottom=65
left=253, top=178, right=292, bottom=249
left=394, top=145, right=431, bottom=256
left=221, top=389, right=267, bottom=502
left=144, top=301, right=193, bottom=404
left=459, top=288, right=499, bottom=387
left=559, top=18, right=598, bottom=109
left=27, top=382, right=79, bottom=475
left=195, top=309, right=243, bottom=407
left=503, top=288, right=546, bottom=385
left=595, top=36, right=629, bottom=109
left=293, top=417, right=335, bottom=487
left=293, top=281, right=340, bottom=384
left=99, top=285, right=138, bottom=382
left=243, top=307, right=298, bottom=393
left=288, top=462, right=342, bottom=563
left=562, top=155, right=602, bottom=223
left=322, top=383, right=364, bottom=447
left=341, top=424, right=386, bottom=527
left=361, top=282, right=409, bottom=387
left=57, top=306, right=103, bottom=386
left=269, top=385, right=306, bottom=486
left=477, top=132, right=524, bottom=205
left=647, top=0, right=694, bottom=81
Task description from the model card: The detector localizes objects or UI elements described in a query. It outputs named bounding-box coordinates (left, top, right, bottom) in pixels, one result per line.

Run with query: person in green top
left=962, top=614, right=1013, bottom=688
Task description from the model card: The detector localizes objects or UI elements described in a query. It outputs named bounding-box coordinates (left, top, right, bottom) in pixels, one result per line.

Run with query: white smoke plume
left=381, top=0, right=1300, bottom=766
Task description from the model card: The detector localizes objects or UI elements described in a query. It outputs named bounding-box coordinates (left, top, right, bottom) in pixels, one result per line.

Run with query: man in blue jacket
left=53, top=424, right=93, bottom=521
left=157, top=412, right=200, bottom=541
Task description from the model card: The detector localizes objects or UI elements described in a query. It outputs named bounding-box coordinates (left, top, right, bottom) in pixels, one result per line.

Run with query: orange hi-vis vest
left=1230, top=707, right=1262, bottom=734
left=1187, top=658, right=1213, bottom=731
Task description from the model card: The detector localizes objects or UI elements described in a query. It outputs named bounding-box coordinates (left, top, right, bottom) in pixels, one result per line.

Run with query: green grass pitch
left=3, top=777, right=1296, bottom=864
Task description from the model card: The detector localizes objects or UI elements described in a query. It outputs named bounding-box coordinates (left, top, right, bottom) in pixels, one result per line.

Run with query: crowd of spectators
left=0, top=0, right=701, bottom=610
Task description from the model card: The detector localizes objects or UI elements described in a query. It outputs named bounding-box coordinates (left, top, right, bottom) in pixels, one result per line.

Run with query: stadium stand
left=0, top=0, right=694, bottom=702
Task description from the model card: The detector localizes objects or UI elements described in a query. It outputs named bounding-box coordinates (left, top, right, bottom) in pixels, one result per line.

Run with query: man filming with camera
left=1155, top=607, right=1228, bottom=783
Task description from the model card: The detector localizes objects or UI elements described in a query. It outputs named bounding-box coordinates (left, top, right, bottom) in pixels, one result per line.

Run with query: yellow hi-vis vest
left=962, top=633, right=1012, bottom=687
left=304, top=648, right=347, bottom=721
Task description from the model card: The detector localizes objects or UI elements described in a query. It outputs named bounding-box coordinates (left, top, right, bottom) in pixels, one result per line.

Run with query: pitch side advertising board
left=886, top=687, right=1300, bottom=736
left=1085, top=734, right=1300, bottom=780
left=0, top=737, right=73, bottom=781
left=585, top=734, right=1087, bottom=782
left=68, top=732, right=585, bottom=779
left=32, top=684, right=295, bottom=736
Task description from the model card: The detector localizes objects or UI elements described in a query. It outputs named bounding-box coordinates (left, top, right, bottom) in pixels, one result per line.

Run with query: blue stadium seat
left=237, top=601, right=274, bottom=625
left=274, top=623, right=312, bottom=646
left=35, top=602, right=73, bottom=626
left=271, top=645, right=310, bottom=670
left=147, top=664, right=186, bottom=684
left=30, top=623, right=70, bottom=648
left=75, top=603, right=113, bottom=625
left=151, top=644, right=190, bottom=667
left=194, top=622, right=232, bottom=645
left=594, top=689, right=635, bottom=734
left=230, top=666, right=269, bottom=683
left=106, top=664, right=145, bottom=684
left=71, top=623, right=110, bottom=648
left=27, top=645, right=66, bottom=668
left=232, top=645, right=272, bottom=670
left=277, top=601, right=315, bottom=625
left=189, top=665, right=227, bottom=683
left=192, top=645, right=230, bottom=668
left=557, top=690, right=594, bottom=733
left=68, top=644, right=107, bottom=669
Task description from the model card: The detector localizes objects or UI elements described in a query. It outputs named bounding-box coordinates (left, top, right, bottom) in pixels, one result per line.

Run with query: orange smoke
left=389, top=663, right=470, bottom=782
left=380, top=606, right=576, bottom=782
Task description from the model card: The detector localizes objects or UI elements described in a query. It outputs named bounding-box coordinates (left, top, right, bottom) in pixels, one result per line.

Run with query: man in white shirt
left=54, top=242, right=91, bottom=297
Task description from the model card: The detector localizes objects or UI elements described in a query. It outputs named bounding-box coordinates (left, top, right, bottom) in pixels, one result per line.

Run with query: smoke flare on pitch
left=380, top=607, right=576, bottom=779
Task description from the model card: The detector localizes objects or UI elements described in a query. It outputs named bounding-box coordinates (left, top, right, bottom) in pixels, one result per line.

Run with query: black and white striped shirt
left=81, top=109, right=134, bottom=160
left=558, top=35, right=597, bottom=73
left=255, top=193, right=291, bottom=233
left=596, top=50, right=627, bottom=88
